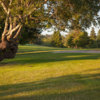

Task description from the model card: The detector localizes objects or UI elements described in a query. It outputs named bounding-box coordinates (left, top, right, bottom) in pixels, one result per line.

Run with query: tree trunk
left=0, top=39, right=18, bottom=61
left=0, top=22, right=22, bottom=61
left=0, top=1, right=23, bottom=61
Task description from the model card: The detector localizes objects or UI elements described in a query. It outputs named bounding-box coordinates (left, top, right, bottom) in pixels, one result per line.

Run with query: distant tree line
left=35, top=27, right=100, bottom=48
left=1, top=19, right=98, bottom=49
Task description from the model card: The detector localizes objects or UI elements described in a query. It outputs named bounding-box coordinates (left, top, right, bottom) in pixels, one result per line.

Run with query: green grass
left=0, top=45, right=100, bottom=100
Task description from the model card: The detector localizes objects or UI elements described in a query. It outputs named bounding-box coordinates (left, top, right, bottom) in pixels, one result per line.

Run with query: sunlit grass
left=0, top=45, right=100, bottom=100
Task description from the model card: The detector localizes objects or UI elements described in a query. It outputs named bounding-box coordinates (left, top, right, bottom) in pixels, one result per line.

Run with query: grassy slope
left=0, top=45, right=100, bottom=100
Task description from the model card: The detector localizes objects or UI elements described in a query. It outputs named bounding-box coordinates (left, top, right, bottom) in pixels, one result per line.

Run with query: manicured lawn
left=0, top=45, right=100, bottom=100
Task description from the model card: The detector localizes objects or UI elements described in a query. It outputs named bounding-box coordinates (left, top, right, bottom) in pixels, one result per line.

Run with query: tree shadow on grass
left=0, top=71, right=100, bottom=100
left=0, top=52, right=100, bottom=66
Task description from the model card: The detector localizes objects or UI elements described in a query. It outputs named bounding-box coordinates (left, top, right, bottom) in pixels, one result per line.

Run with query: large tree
left=0, top=0, right=47, bottom=61
left=0, top=0, right=100, bottom=61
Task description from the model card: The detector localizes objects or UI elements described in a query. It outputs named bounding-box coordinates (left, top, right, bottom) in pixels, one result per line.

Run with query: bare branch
left=11, top=24, right=21, bottom=33
left=1, top=19, right=8, bottom=41
left=9, top=0, right=12, bottom=6
left=7, top=0, right=12, bottom=15
left=0, top=1, right=8, bottom=14
left=2, top=17, right=9, bottom=36
left=13, top=25, right=22, bottom=39
left=13, top=17, right=17, bottom=28
left=9, top=17, right=13, bottom=30
left=7, top=24, right=21, bottom=37
left=7, top=24, right=22, bottom=41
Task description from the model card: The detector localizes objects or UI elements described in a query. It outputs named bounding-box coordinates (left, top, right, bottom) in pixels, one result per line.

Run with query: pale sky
left=42, top=26, right=100, bottom=36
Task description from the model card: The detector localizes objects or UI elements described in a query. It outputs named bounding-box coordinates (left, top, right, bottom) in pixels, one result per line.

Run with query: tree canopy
left=46, top=0, right=100, bottom=30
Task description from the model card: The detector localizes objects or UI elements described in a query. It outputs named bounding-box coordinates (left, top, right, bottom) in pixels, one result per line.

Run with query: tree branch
left=6, top=24, right=20, bottom=37
left=13, top=17, right=17, bottom=28
left=13, top=25, right=22, bottom=40
left=11, top=24, right=21, bottom=33
left=2, top=17, right=9, bottom=37
left=7, top=24, right=22, bottom=41
left=0, top=1, right=8, bottom=14
left=9, top=0, right=12, bottom=6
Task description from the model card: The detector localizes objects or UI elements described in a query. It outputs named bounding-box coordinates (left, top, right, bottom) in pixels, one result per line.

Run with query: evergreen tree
left=89, top=27, right=97, bottom=48
left=66, top=33, right=74, bottom=48
left=97, top=29, right=100, bottom=48
left=51, top=31, right=63, bottom=47
left=66, top=30, right=89, bottom=48
left=75, top=31, right=89, bottom=48
left=90, top=27, right=96, bottom=40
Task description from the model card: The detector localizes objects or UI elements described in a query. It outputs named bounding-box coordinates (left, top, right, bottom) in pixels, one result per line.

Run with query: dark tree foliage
left=20, top=26, right=42, bottom=44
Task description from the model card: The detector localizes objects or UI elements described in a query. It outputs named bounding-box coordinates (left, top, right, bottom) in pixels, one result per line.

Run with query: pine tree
left=76, top=31, right=89, bottom=48
left=66, top=33, right=74, bottom=48
left=97, top=29, right=100, bottom=48
left=89, top=27, right=97, bottom=48
left=90, top=27, right=96, bottom=40
left=66, top=30, right=89, bottom=48
left=51, top=31, right=63, bottom=47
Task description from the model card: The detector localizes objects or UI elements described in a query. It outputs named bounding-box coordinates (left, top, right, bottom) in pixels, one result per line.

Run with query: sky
left=41, top=26, right=100, bottom=36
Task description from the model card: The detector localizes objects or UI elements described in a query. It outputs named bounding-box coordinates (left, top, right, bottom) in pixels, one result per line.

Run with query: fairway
left=0, top=45, right=100, bottom=100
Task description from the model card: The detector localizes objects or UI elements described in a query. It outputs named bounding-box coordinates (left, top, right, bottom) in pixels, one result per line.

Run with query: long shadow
left=0, top=71, right=100, bottom=100
left=0, top=52, right=100, bottom=66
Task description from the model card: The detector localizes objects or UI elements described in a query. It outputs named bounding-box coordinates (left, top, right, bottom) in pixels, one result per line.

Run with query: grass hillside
left=0, top=45, right=100, bottom=100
